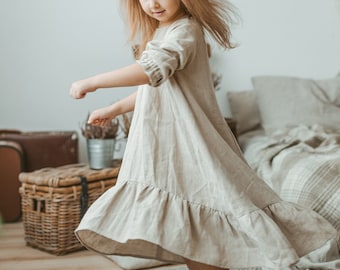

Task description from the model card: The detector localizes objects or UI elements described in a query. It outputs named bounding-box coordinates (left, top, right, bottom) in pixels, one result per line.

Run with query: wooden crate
left=19, top=163, right=120, bottom=255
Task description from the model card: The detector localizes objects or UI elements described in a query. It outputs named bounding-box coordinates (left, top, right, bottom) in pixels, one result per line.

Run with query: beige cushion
left=252, top=75, right=340, bottom=133
left=227, top=90, right=261, bottom=135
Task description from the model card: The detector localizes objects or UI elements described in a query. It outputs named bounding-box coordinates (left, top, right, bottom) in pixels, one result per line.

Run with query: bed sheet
left=239, top=125, right=340, bottom=232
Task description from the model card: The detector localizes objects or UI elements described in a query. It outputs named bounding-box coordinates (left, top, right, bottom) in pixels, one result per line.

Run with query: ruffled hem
left=75, top=181, right=336, bottom=269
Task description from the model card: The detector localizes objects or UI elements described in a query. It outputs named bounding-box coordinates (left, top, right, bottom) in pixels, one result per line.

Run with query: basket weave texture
left=19, top=163, right=120, bottom=255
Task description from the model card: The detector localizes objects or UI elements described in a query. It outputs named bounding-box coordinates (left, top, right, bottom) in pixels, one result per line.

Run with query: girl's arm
left=70, top=63, right=149, bottom=99
left=87, top=91, right=137, bottom=125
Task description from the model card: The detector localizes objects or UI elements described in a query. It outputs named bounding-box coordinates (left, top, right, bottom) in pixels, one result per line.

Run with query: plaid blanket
left=239, top=125, right=340, bottom=233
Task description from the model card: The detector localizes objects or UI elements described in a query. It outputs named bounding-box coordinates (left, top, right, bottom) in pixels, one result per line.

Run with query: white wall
left=213, top=0, right=340, bottom=115
left=1, top=0, right=339, bottom=162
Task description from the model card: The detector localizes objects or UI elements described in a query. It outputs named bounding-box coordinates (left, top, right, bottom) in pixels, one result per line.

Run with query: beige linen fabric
left=252, top=76, right=340, bottom=134
left=75, top=18, right=337, bottom=269
left=227, top=90, right=261, bottom=135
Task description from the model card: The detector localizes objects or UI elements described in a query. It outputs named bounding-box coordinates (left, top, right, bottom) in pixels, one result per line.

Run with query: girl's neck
left=158, top=13, right=188, bottom=28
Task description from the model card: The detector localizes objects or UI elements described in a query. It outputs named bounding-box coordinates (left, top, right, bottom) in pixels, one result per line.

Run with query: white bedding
left=227, top=74, right=340, bottom=269
left=239, top=124, right=340, bottom=232
left=237, top=124, right=340, bottom=269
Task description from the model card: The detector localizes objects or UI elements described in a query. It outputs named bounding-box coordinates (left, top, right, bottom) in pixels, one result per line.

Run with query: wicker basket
left=19, top=163, right=120, bottom=255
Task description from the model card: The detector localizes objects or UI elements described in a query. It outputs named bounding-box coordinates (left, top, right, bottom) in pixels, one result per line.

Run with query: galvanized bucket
left=87, top=139, right=115, bottom=170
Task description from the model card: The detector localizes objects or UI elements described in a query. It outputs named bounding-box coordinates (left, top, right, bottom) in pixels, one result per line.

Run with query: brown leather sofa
left=0, top=130, right=79, bottom=222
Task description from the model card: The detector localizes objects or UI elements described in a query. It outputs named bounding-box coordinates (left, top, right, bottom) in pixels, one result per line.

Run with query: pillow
left=252, top=75, right=340, bottom=133
left=227, top=90, right=262, bottom=135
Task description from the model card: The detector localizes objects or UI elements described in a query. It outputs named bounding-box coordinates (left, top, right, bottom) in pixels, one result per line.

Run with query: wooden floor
left=0, top=222, right=187, bottom=270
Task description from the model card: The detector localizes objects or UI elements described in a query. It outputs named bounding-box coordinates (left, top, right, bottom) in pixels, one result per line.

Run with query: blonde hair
left=120, top=0, right=238, bottom=58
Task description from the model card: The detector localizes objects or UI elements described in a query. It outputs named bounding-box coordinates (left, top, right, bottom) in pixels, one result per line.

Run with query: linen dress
left=75, top=17, right=338, bottom=269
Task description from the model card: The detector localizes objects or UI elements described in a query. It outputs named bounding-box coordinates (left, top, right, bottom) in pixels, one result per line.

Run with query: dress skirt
left=75, top=17, right=338, bottom=269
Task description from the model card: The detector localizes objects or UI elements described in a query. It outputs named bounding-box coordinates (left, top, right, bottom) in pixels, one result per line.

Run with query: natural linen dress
left=75, top=17, right=337, bottom=269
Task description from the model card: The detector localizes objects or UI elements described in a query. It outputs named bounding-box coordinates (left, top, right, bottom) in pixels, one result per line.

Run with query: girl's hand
left=88, top=106, right=116, bottom=126
left=69, top=78, right=96, bottom=99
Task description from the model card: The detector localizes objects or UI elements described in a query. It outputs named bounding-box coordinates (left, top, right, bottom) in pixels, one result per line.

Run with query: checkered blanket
left=239, top=125, right=340, bottom=233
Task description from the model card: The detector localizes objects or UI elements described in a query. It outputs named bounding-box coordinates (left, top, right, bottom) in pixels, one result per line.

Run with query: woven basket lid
left=19, top=163, right=120, bottom=187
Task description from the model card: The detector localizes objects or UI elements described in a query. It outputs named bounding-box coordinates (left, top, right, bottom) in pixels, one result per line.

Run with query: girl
left=70, top=1, right=337, bottom=269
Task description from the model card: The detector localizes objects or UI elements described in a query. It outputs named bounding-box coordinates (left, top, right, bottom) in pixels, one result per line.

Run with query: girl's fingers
left=89, top=118, right=109, bottom=126
left=70, top=89, right=84, bottom=99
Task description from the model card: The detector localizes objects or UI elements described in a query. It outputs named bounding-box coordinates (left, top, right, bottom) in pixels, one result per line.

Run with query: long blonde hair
left=120, top=0, right=238, bottom=58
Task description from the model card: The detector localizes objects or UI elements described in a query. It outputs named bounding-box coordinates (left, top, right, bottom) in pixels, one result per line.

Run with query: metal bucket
left=87, top=139, right=115, bottom=170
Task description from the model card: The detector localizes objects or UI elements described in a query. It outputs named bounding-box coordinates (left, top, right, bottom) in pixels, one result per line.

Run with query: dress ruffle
left=137, top=54, right=164, bottom=87
left=75, top=180, right=336, bottom=269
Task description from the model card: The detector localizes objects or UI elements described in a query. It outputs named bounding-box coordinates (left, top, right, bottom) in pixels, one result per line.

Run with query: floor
left=0, top=222, right=187, bottom=270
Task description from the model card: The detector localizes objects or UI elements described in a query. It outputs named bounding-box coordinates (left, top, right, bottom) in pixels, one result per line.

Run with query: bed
left=227, top=74, right=340, bottom=269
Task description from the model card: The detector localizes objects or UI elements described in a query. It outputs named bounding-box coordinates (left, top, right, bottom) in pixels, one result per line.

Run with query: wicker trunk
left=19, top=163, right=120, bottom=255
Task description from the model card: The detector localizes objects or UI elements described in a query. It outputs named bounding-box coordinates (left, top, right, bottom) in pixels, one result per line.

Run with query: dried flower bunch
left=212, top=72, right=222, bottom=91
left=81, top=112, right=133, bottom=139
left=81, top=116, right=119, bottom=139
